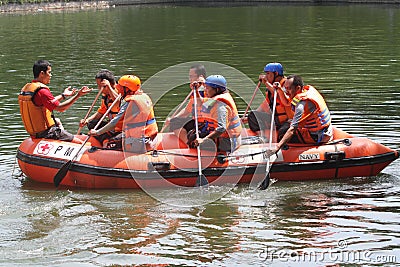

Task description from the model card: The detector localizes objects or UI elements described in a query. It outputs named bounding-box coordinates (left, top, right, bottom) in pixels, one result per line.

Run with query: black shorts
left=248, top=110, right=271, bottom=132
left=169, top=117, right=195, bottom=132
left=87, top=119, right=117, bottom=144
left=35, top=125, right=74, bottom=142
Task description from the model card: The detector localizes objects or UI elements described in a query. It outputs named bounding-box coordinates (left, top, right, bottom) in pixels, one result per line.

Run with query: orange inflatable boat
left=16, top=128, right=398, bottom=189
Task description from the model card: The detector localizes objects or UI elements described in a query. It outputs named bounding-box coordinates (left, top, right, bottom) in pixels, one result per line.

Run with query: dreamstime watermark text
left=257, top=240, right=398, bottom=264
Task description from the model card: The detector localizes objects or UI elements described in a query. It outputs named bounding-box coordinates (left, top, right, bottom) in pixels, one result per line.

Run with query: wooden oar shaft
left=192, top=85, right=208, bottom=187
left=258, top=87, right=277, bottom=190
left=77, top=86, right=105, bottom=135
left=73, top=94, right=122, bottom=162
left=54, top=94, right=122, bottom=187
left=242, top=81, right=261, bottom=120
left=160, top=90, right=192, bottom=132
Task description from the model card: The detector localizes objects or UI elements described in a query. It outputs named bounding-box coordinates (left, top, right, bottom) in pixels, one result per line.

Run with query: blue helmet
left=263, top=63, right=284, bottom=76
left=205, top=75, right=227, bottom=90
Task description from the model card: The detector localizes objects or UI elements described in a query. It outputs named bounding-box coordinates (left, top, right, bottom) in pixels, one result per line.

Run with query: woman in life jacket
left=88, top=75, right=158, bottom=153
left=190, top=75, right=242, bottom=153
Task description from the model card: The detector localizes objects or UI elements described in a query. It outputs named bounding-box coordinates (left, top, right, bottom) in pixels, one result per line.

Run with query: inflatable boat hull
left=16, top=128, right=398, bottom=189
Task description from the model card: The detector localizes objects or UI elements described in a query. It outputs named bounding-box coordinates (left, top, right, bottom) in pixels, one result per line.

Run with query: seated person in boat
left=18, top=59, right=91, bottom=144
left=88, top=75, right=158, bottom=153
left=245, top=62, right=293, bottom=141
left=191, top=75, right=242, bottom=152
left=79, top=69, right=122, bottom=147
left=167, top=64, right=207, bottom=146
left=271, top=74, right=333, bottom=153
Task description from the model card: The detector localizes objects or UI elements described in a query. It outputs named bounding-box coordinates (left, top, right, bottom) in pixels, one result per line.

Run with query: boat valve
left=343, top=139, right=352, bottom=146
left=148, top=162, right=171, bottom=171
left=325, top=151, right=345, bottom=161
left=216, top=154, right=227, bottom=164
left=88, top=146, right=99, bottom=153
left=282, top=144, right=289, bottom=150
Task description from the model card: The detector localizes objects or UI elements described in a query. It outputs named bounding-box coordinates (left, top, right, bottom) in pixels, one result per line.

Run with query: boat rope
left=87, top=138, right=352, bottom=160
left=150, top=147, right=273, bottom=161
left=88, top=143, right=273, bottom=160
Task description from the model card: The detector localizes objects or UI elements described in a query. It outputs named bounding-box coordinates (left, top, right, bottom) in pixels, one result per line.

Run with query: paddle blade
left=53, top=160, right=73, bottom=187
left=258, top=172, right=270, bottom=190
left=195, top=174, right=208, bottom=187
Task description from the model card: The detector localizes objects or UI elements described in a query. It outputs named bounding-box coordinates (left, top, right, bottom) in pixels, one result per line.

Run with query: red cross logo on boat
left=37, top=142, right=53, bottom=155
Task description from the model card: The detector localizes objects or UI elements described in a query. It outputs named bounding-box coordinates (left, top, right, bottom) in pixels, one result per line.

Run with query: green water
left=0, top=4, right=399, bottom=266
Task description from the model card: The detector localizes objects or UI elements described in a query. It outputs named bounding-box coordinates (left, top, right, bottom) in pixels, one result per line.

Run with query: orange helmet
left=116, top=75, right=141, bottom=94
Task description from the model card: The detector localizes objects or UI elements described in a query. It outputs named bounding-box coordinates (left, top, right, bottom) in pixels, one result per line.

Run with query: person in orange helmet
left=89, top=75, right=158, bottom=152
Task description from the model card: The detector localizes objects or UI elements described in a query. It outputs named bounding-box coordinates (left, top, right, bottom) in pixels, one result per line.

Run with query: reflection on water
left=0, top=4, right=399, bottom=266
left=1, top=177, right=399, bottom=266
left=0, top=179, right=387, bottom=263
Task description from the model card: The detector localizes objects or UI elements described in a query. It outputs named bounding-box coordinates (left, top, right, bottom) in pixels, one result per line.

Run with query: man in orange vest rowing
left=168, top=64, right=207, bottom=146
left=246, top=62, right=293, bottom=141
left=19, top=59, right=91, bottom=143
left=79, top=69, right=122, bottom=146
left=270, top=74, right=333, bottom=154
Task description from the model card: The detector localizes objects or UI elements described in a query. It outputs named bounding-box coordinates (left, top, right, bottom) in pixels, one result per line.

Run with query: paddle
left=241, top=80, right=261, bottom=121
left=192, top=84, right=208, bottom=187
left=76, top=85, right=105, bottom=135
left=54, top=94, right=122, bottom=187
left=258, top=84, right=278, bottom=190
left=160, top=90, right=192, bottom=133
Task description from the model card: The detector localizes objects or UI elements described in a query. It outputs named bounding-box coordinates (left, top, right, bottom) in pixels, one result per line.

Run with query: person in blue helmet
left=191, top=75, right=242, bottom=152
left=245, top=62, right=293, bottom=140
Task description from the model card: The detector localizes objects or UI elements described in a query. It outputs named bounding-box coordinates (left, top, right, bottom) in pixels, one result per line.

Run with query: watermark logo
left=258, top=240, right=398, bottom=264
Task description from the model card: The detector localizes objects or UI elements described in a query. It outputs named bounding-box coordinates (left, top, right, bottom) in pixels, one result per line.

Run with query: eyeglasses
left=192, top=81, right=204, bottom=86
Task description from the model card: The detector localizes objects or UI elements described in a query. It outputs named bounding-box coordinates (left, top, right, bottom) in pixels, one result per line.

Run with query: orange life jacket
left=18, top=82, right=55, bottom=136
left=123, top=91, right=158, bottom=140
left=184, top=86, right=205, bottom=116
left=197, top=91, right=242, bottom=139
left=291, top=85, right=332, bottom=143
left=100, top=94, right=123, bottom=132
left=259, top=78, right=293, bottom=127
